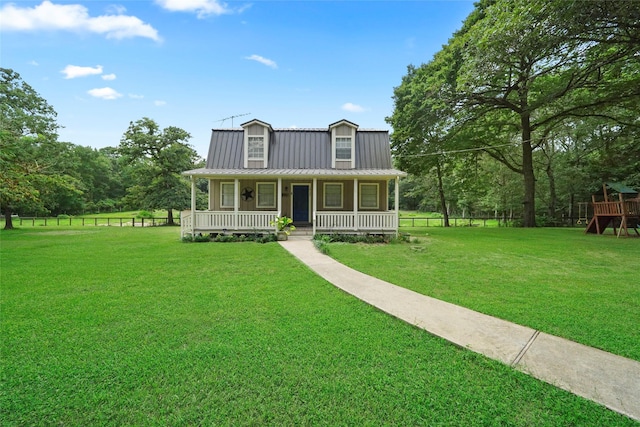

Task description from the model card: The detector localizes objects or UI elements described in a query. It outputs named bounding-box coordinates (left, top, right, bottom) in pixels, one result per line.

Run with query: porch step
left=290, top=227, right=314, bottom=236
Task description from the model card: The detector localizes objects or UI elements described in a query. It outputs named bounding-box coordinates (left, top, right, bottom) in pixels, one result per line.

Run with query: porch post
left=190, top=176, right=196, bottom=240
left=395, top=176, right=400, bottom=236
left=353, top=178, right=358, bottom=232
left=312, top=178, right=317, bottom=235
left=234, top=178, right=239, bottom=230
left=277, top=178, right=282, bottom=217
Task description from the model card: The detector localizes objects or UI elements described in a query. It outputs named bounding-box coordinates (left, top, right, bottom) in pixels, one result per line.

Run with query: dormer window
left=335, top=137, right=352, bottom=160
left=242, top=119, right=273, bottom=168
left=329, top=120, right=358, bottom=169
left=248, top=136, right=264, bottom=159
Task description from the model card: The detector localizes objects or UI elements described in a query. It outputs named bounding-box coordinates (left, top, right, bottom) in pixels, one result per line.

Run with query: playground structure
left=585, top=183, right=640, bottom=237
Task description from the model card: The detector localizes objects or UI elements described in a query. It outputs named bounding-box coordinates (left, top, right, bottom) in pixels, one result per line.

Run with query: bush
left=181, top=233, right=211, bottom=243
left=57, top=214, right=70, bottom=219
left=136, top=210, right=155, bottom=219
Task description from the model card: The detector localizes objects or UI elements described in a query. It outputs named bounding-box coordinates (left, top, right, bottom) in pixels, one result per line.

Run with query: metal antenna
left=217, top=113, right=251, bottom=127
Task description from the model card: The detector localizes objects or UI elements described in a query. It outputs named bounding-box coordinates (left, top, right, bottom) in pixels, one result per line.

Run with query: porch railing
left=181, top=210, right=278, bottom=236
left=316, top=211, right=397, bottom=231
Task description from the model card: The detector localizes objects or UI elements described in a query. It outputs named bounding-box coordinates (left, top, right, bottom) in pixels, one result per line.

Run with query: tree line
left=388, top=0, right=640, bottom=226
left=1, top=68, right=205, bottom=229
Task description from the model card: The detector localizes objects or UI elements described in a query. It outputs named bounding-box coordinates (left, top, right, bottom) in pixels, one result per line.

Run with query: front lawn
left=326, top=227, right=640, bottom=361
left=0, top=227, right=636, bottom=425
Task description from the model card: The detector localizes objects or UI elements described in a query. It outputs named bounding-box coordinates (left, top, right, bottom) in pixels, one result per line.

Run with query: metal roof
left=196, top=127, right=404, bottom=177
left=183, top=167, right=406, bottom=178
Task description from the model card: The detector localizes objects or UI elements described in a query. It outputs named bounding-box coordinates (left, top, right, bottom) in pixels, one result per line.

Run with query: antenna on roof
left=217, top=113, right=251, bottom=127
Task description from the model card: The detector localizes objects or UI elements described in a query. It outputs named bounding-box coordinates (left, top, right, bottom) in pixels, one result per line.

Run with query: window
left=248, top=136, right=264, bottom=159
left=256, top=182, right=276, bottom=208
left=324, top=183, right=343, bottom=209
left=220, top=182, right=235, bottom=208
left=335, top=137, right=352, bottom=160
left=359, top=183, right=379, bottom=209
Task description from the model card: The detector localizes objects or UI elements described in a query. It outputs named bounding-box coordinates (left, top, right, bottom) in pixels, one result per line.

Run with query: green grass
left=1, top=227, right=637, bottom=425
left=327, top=227, right=640, bottom=361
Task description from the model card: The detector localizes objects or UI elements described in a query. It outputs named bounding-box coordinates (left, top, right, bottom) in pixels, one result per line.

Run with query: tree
left=390, top=0, right=640, bottom=226
left=118, top=118, right=199, bottom=224
left=0, top=68, right=72, bottom=229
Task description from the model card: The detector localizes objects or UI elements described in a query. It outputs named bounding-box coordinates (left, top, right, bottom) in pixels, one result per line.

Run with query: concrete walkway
left=279, top=238, right=640, bottom=422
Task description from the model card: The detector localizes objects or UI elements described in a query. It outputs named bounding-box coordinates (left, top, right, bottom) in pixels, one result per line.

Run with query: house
left=181, top=119, right=406, bottom=237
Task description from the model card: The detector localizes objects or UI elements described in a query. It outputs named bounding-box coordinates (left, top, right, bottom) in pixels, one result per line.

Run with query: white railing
left=180, top=210, right=193, bottom=237
left=182, top=210, right=398, bottom=236
left=184, top=211, right=278, bottom=234
left=316, top=212, right=397, bottom=231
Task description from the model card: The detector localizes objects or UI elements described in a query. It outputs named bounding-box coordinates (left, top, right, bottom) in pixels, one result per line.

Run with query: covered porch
left=180, top=172, right=404, bottom=238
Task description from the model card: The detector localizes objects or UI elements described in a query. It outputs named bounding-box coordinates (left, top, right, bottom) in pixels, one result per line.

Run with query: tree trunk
left=546, top=162, right=557, bottom=221
left=3, top=207, right=14, bottom=230
left=521, top=114, right=536, bottom=227
left=167, top=208, right=174, bottom=225
left=435, top=160, right=450, bottom=227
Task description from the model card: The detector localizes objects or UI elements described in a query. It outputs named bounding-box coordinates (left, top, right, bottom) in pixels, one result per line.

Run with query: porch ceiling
left=183, top=168, right=407, bottom=179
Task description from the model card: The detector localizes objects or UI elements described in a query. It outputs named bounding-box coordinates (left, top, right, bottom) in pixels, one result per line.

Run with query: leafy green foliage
left=389, top=0, right=640, bottom=226
left=118, top=117, right=200, bottom=224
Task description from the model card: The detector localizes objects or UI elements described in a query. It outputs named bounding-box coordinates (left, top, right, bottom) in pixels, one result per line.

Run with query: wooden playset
left=585, top=183, right=640, bottom=237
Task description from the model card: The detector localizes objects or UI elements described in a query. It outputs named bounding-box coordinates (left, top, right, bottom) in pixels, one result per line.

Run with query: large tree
left=0, top=68, right=71, bottom=229
left=118, top=118, right=199, bottom=224
left=390, top=0, right=640, bottom=226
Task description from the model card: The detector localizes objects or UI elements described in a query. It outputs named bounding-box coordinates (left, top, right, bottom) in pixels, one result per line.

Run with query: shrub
left=57, top=214, right=70, bottom=219
left=181, top=233, right=211, bottom=243
left=136, top=210, right=155, bottom=219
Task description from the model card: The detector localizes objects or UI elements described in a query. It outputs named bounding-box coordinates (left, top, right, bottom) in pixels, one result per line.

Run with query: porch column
left=190, top=176, right=196, bottom=240
left=395, top=176, right=400, bottom=236
left=353, top=178, right=358, bottom=231
left=312, top=178, right=317, bottom=235
left=234, top=178, right=239, bottom=230
left=277, top=178, right=282, bottom=217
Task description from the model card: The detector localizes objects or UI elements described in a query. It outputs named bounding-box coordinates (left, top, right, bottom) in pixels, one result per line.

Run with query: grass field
left=326, top=227, right=640, bottom=362
left=1, top=227, right=637, bottom=425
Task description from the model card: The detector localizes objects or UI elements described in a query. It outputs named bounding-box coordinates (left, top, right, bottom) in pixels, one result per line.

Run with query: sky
left=1, top=0, right=475, bottom=158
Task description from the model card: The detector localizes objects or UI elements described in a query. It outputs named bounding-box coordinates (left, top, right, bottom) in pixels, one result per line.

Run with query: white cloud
left=155, top=0, right=232, bottom=18
left=129, top=93, right=144, bottom=99
left=29, top=60, right=39, bottom=66
left=342, top=102, right=366, bottom=113
left=87, top=87, right=122, bottom=100
left=0, top=1, right=161, bottom=41
left=102, top=73, right=116, bottom=80
left=245, top=54, right=277, bottom=69
left=154, top=100, right=167, bottom=106
left=61, top=64, right=103, bottom=79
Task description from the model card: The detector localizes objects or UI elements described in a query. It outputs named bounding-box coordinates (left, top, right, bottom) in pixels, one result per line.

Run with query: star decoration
left=241, top=187, right=254, bottom=201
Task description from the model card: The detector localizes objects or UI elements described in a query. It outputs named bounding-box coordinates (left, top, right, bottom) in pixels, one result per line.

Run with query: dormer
left=242, top=119, right=273, bottom=168
left=329, top=120, right=358, bottom=169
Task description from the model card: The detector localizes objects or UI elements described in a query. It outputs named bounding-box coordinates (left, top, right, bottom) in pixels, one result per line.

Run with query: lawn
left=326, top=227, right=640, bottom=361
left=1, top=227, right=636, bottom=425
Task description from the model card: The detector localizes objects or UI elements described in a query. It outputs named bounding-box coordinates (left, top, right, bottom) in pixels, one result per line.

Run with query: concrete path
left=279, top=238, right=640, bottom=422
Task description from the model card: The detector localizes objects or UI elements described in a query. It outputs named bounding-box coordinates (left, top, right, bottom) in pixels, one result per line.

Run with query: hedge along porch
left=181, top=119, right=406, bottom=237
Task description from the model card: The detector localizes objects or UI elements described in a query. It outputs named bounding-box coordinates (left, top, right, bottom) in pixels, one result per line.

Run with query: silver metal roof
left=190, top=127, right=406, bottom=178
left=183, top=167, right=406, bottom=178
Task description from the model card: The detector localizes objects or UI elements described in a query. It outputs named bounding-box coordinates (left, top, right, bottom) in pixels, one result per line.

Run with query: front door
left=292, top=185, right=310, bottom=224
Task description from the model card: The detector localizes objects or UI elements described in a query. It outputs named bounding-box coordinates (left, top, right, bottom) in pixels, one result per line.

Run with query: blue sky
left=1, top=0, right=475, bottom=157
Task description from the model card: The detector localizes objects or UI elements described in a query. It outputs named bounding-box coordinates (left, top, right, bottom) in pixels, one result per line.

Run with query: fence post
left=44, top=217, right=47, bottom=226
left=142, top=218, right=145, bottom=227
left=82, top=218, right=85, bottom=226
left=120, top=218, right=123, bottom=227
left=132, top=217, right=135, bottom=227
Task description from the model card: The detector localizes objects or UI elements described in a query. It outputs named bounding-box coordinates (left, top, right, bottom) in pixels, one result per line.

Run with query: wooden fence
left=1, top=217, right=178, bottom=227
